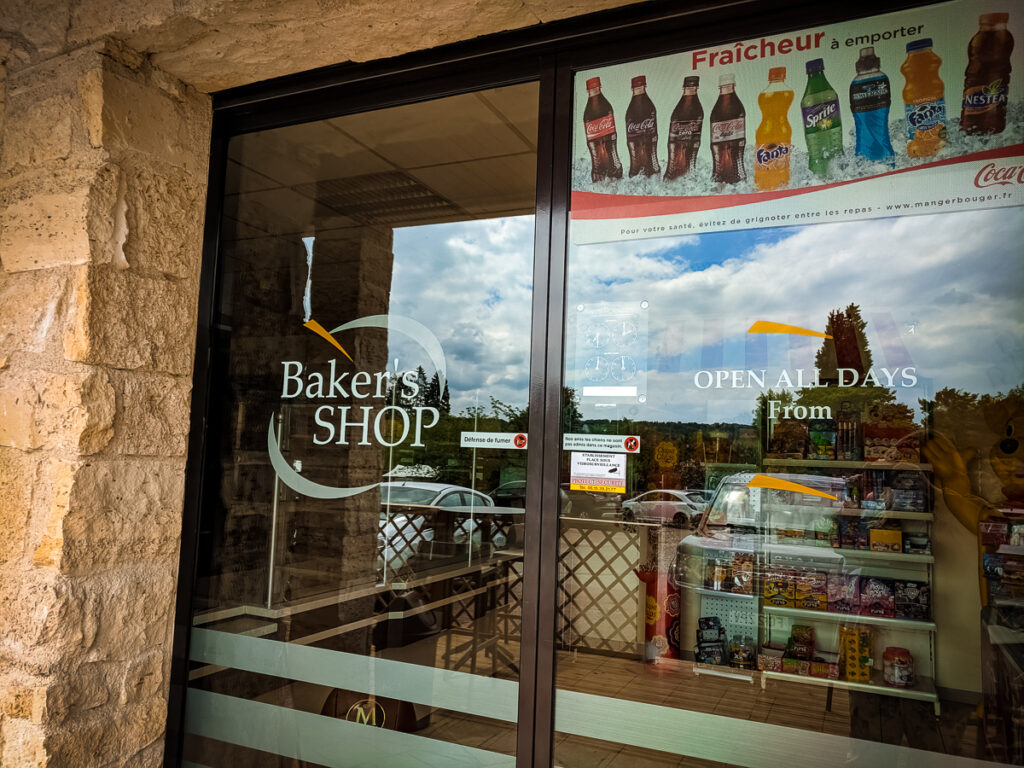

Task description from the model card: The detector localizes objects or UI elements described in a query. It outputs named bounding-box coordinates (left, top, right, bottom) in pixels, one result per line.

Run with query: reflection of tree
left=753, top=388, right=793, bottom=431
left=796, top=303, right=906, bottom=420
left=815, top=303, right=873, bottom=385
left=563, top=387, right=583, bottom=433
left=921, top=384, right=1024, bottom=458
left=384, top=369, right=450, bottom=414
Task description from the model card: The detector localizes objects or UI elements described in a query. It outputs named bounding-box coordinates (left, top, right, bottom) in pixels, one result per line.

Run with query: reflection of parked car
left=488, top=480, right=574, bottom=516
left=621, top=489, right=707, bottom=526
left=559, top=483, right=622, bottom=519
left=381, top=481, right=493, bottom=508
left=379, top=481, right=530, bottom=571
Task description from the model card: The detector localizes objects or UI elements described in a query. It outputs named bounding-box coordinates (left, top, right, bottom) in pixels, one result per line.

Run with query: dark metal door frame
left=165, top=1, right=946, bottom=765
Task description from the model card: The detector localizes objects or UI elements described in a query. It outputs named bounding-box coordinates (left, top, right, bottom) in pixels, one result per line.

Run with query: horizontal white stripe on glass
left=581, top=386, right=638, bottom=397
left=555, top=689, right=1004, bottom=768
left=189, top=628, right=518, bottom=723
left=186, top=688, right=514, bottom=768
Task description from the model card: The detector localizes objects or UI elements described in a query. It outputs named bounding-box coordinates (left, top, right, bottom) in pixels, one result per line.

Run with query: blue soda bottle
left=849, top=46, right=895, bottom=163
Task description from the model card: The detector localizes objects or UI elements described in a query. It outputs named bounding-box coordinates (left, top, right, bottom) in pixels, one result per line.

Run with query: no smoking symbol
left=514, top=433, right=527, bottom=448
left=624, top=437, right=639, bottom=452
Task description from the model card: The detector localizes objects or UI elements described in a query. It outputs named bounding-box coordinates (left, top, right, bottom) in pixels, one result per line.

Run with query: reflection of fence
left=557, top=518, right=656, bottom=656
left=376, top=504, right=524, bottom=580
left=376, top=504, right=524, bottom=676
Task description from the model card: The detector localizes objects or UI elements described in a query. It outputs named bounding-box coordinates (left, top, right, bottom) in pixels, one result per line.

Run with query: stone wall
left=2, top=0, right=643, bottom=92
left=0, top=41, right=210, bottom=766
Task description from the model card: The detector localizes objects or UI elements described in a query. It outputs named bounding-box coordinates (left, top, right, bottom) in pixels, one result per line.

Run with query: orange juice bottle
left=755, top=67, right=794, bottom=190
left=901, top=38, right=947, bottom=157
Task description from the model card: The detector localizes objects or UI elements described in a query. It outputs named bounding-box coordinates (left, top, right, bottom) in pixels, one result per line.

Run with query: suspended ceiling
left=222, top=83, right=540, bottom=240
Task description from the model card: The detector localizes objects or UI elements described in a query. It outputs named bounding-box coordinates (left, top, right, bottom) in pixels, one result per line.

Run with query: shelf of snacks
left=756, top=623, right=938, bottom=712
left=764, top=542, right=935, bottom=564
left=764, top=505, right=931, bottom=521
left=763, top=458, right=932, bottom=471
left=760, top=669, right=939, bottom=705
left=835, top=509, right=932, bottom=521
left=762, top=605, right=936, bottom=631
left=695, top=587, right=756, bottom=600
left=691, top=661, right=757, bottom=682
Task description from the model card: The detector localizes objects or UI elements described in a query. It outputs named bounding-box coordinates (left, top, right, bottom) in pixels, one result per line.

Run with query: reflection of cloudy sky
left=389, top=209, right=1023, bottom=424
left=389, top=217, right=534, bottom=413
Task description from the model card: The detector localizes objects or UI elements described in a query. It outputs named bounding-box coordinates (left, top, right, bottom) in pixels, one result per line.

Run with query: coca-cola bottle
left=583, top=77, right=623, bottom=182
left=710, top=73, right=746, bottom=184
left=625, top=75, right=660, bottom=177
left=664, top=76, right=703, bottom=181
left=961, top=12, right=1014, bottom=135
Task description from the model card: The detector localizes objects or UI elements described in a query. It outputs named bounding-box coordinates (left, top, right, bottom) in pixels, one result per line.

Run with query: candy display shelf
left=760, top=669, right=940, bottom=712
left=763, top=542, right=935, bottom=565
left=762, top=604, right=936, bottom=631
left=763, top=458, right=932, bottom=471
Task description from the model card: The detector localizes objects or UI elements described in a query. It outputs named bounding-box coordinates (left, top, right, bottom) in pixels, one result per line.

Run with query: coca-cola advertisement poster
left=571, top=0, right=1024, bottom=244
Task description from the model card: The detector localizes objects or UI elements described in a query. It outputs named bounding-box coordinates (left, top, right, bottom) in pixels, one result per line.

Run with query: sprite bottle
left=802, top=58, right=844, bottom=177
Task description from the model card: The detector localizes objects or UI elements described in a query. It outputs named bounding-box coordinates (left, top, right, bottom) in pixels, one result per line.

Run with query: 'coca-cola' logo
left=585, top=114, right=616, bottom=140
left=710, top=117, right=744, bottom=143
left=974, top=162, right=1024, bottom=188
left=626, top=116, right=656, bottom=136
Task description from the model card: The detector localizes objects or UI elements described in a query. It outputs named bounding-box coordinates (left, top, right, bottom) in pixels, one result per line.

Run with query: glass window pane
left=555, top=207, right=1024, bottom=767
left=182, top=82, right=538, bottom=767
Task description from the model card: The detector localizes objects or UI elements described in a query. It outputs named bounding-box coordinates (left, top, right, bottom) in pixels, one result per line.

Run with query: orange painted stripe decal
left=303, top=319, right=354, bottom=363
left=747, top=320, right=832, bottom=339
left=747, top=473, right=838, bottom=500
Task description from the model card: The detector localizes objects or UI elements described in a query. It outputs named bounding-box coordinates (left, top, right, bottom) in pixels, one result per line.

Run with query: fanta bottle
left=755, top=67, right=794, bottom=190
left=901, top=38, right=947, bottom=157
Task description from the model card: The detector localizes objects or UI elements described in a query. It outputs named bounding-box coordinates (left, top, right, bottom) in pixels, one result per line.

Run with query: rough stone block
left=45, top=695, right=168, bottom=768
left=0, top=187, right=92, bottom=272
left=30, top=459, right=76, bottom=570
left=0, top=267, right=76, bottom=358
left=0, top=716, right=47, bottom=768
left=119, top=649, right=165, bottom=706
left=0, top=569, right=62, bottom=666
left=49, top=569, right=175, bottom=690
left=63, top=265, right=199, bottom=375
left=0, top=448, right=33, bottom=566
left=0, top=93, right=72, bottom=172
left=47, top=661, right=117, bottom=715
left=0, top=381, right=39, bottom=450
left=0, top=368, right=114, bottom=455
left=106, top=372, right=191, bottom=456
left=0, top=163, right=129, bottom=273
left=61, top=458, right=185, bottom=572
left=122, top=161, right=206, bottom=280
left=98, top=68, right=210, bottom=179
left=1, top=684, right=47, bottom=722
left=77, top=369, right=116, bottom=455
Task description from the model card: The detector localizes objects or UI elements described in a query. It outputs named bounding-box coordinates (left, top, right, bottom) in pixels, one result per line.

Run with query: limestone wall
left=0, top=41, right=210, bottom=766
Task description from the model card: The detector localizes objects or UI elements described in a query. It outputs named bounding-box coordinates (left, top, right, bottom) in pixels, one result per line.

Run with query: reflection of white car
left=378, top=482, right=502, bottom=570
left=381, top=481, right=493, bottom=509
left=621, top=489, right=708, bottom=526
